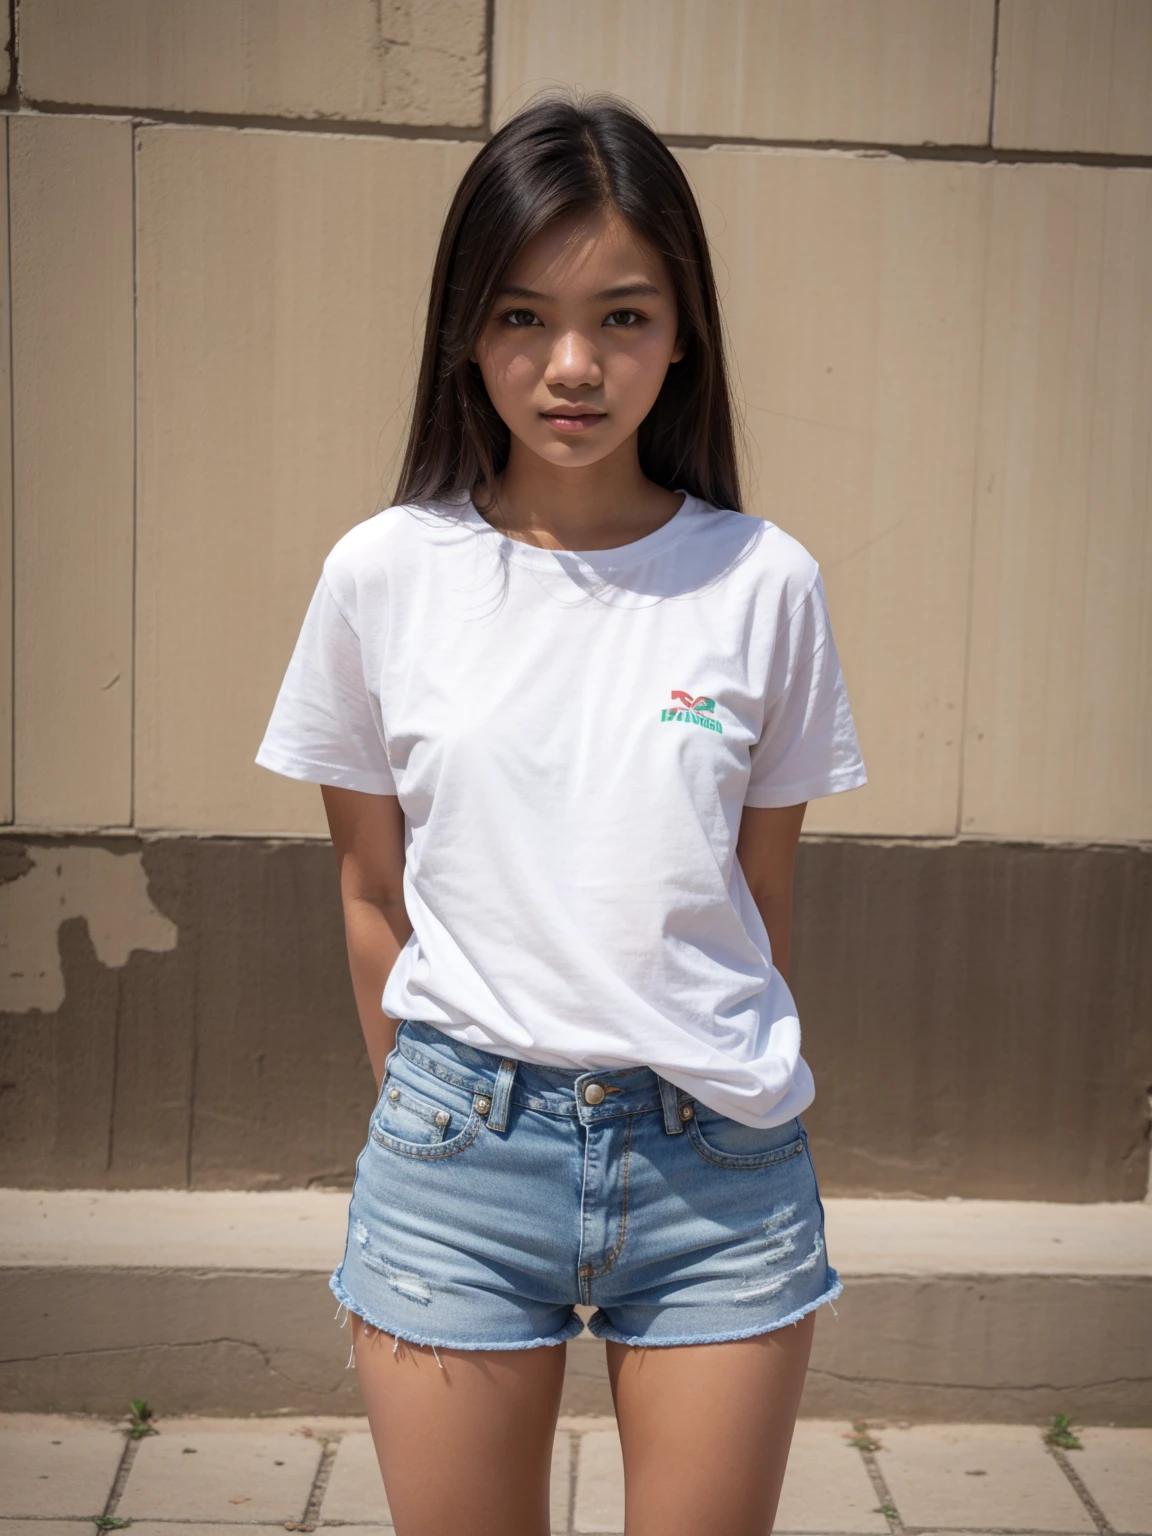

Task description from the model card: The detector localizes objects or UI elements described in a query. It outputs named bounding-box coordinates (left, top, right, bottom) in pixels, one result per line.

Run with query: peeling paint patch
left=0, top=845, right=178, bottom=1013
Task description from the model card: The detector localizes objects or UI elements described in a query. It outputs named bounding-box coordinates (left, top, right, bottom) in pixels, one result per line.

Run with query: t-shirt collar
left=459, top=489, right=697, bottom=571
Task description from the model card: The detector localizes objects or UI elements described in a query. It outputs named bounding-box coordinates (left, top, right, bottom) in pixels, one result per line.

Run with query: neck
left=476, top=440, right=683, bottom=552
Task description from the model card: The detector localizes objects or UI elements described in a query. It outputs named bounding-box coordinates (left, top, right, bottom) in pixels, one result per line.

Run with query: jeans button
left=584, top=1082, right=606, bottom=1105
left=680, top=1101, right=694, bottom=1119
left=475, top=1095, right=491, bottom=1114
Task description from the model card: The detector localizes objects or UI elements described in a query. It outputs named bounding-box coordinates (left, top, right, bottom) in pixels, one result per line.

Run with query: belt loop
left=659, top=1076, right=685, bottom=1135
left=485, top=1057, right=518, bottom=1132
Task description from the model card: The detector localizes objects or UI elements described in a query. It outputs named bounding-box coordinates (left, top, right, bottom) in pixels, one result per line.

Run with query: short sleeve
left=744, top=570, right=867, bottom=808
left=255, top=571, right=397, bottom=795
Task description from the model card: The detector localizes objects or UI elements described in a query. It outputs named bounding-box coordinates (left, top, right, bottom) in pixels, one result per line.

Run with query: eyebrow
left=494, top=281, right=663, bottom=302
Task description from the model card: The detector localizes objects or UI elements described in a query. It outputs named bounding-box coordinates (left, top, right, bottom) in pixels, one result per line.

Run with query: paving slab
left=874, top=1423, right=1094, bottom=1531
left=0, top=1411, right=123, bottom=1517
left=0, top=1524, right=88, bottom=1534
left=315, top=1423, right=570, bottom=1528
left=550, top=1428, right=573, bottom=1533
left=116, top=1417, right=322, bottom=1523
left=1073, top=1427, right=1152, bottom=1534
left=774, top=1420, right=888, bottom=1532
left=318, top=1430, right=390, bottom=1523
left=573, top=1427, right=626, bottom=1533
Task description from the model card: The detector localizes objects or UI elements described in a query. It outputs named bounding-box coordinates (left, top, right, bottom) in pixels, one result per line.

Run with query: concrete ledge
left=2, top=1191, right=1150, bottom=1423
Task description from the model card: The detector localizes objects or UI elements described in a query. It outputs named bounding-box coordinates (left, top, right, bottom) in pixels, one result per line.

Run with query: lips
left=540, top=408, right=607, bottom=433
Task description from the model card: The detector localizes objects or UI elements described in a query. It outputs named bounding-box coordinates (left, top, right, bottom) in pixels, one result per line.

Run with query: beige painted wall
left=20, top=0, right=488, bottom=128
left=2, top=0, right=1149, bottom=842
left=134, top=127, right=479, bottom=833
left=994, top=0, right=1152, bottom=155
left=683, top=148, right=990, bottom=840
left=9, top=115, right=135, bottom=827
left=494, top=0, right=998, bottom=146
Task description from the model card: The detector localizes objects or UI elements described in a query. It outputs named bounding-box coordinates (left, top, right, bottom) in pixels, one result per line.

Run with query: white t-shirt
left=256, top=490, right=867, bottom=1128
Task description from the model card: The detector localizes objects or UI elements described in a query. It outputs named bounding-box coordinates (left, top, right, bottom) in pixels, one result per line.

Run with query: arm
left=735, top=802, right=808, bottom=984
left=321, top=783, right=412, bottom=1091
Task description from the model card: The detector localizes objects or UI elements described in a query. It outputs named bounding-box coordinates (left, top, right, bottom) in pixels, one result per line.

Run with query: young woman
left=257, top=91, right=867, bottom=1536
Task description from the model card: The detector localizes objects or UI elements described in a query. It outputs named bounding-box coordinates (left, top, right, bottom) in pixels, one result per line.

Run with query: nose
left=543, top=329, right=602, bottom=391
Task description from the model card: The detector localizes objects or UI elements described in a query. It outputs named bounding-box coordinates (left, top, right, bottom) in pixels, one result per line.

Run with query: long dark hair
left=392, top=89, right=745, bottom=515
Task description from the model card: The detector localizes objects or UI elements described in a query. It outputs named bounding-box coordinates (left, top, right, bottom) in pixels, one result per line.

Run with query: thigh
left=351, top=1314, right=568, bottom=1536
left=605, top=1311, right=816, bottom=1536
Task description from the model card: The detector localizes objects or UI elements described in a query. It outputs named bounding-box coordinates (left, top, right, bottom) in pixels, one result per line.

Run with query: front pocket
left=684, top=1105, right=806, bottom=1170
left=369, top=1063, right=484, bottom=1161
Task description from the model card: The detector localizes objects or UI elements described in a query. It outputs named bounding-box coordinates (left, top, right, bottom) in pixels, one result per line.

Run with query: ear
left=670, top=334, right=688, bottom=364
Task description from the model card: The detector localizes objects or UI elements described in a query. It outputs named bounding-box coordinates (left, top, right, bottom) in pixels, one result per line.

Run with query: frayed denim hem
left=328, top=1269, right=587, bottom=1363
left=584, top=1271, right=844, bottom=1348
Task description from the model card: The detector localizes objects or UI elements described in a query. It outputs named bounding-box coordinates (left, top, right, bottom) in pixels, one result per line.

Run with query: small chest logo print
left=660, top=689, right=723, bottom=734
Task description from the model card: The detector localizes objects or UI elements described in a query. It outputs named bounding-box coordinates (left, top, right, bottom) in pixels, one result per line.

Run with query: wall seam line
left=130, top=121, right=138, bottom=829
left=0, top=826, right=1148, bottom=854
left=987, top=0, right=1002, bottom=147
left=8, top=100, right=1152, bottom=170
left=482, top=0, right=495, bottom=136
left=20, top=98, right=491, bottom=143
left=5, top=113, right=13, bottom=824
left=6, top=0, right=16, bottom=105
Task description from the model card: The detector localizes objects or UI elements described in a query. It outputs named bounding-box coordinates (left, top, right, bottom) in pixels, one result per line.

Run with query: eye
left=604, top=309, right=645, bottom=327
left=501, top=308, right=541, bottom=327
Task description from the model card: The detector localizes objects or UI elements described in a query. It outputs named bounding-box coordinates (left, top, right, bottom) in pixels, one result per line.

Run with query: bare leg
left=606, top=1309, right=816, bottom=1536
left=349, top=1311, right=568, bottom=1536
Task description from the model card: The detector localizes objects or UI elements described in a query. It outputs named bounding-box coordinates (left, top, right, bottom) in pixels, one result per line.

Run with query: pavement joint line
left=1046, top=1440, right=1115, bottom=1536
left=98, top=1421, right=140, bottom=1526
left=857, top=1441, right=906, bottom=1535
left=299, top=1430, right=342, bottom=1527
left=565, top=1422, right=579, bottom=1533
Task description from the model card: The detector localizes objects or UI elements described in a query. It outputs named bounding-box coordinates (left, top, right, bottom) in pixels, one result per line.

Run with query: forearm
left=736, top=802, right=805, bottom=989
left=341, top=894, right=413, bottom=1089
left=755, top=892, right=794, bottom=985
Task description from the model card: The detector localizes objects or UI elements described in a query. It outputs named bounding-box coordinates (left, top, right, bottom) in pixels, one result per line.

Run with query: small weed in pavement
left=93, top=1518, right=133, bottom=1530
left=125, top=1398, right=159, bottom=1440
left=873, top=1503, right=898, bottom=1519
left=1045, top=1413, right=1083, bottom=1450
left=845, top=1419, right=884, bottom=1452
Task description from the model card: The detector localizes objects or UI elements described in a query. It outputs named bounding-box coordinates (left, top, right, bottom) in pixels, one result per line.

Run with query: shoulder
left=690, top=502, right=821, bottom=611
left=321, top=502, right=420, bottom=580
left=319, top=500, right=464, bottom=618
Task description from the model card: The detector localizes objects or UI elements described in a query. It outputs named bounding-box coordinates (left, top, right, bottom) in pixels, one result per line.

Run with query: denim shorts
left=330, top=1018, right=842, bottom=1354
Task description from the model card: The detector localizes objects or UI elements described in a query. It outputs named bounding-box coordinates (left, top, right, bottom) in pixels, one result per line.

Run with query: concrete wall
left=1, top=1, right=1149, bottom=1195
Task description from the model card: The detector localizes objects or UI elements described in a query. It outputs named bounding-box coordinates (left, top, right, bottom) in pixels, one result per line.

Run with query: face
left=469, top=206, right=687, bottom=469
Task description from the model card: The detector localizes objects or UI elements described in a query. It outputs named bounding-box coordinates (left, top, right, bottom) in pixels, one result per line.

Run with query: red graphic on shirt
left=670, top=690, right=716, bottom=713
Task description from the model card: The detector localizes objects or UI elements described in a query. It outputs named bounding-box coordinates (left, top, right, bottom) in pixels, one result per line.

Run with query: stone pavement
left=1, top=1411, right=1149, bottom=1534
